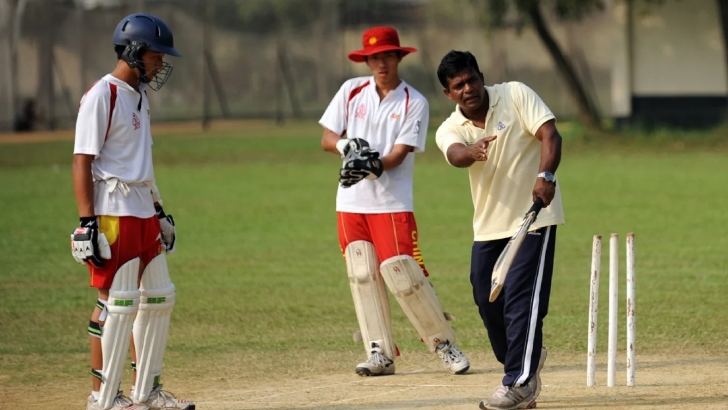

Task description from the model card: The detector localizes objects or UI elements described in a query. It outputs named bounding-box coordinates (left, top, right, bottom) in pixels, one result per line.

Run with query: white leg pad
left=99, top=258, right=141, bottom=409
left=346, top=241, right=396, bottom=360
left=380, top=255, right=456, bottom=352
left=132, top=253, right=176, bottom=403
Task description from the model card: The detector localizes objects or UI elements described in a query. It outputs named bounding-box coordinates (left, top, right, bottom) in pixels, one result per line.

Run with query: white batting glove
left=156, top=206, right=176, bottom=254
left=70, top=217, right=111, bottom=267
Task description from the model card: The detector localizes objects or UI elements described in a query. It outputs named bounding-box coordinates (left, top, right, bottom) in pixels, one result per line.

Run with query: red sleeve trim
left=105, top=83, right=118, bottom=141
left=404, top=86, right=410, bottom=116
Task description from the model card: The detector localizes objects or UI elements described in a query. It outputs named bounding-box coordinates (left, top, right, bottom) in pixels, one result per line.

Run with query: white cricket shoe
left=436, top=340, right=470, bottom=374
left=480, top=384, right=536, bottom=410
left=355, top=343, right=395, bottom=376
left=87, top=391, right=149, bottom=410
left=135, top=384, right=195, bottom=410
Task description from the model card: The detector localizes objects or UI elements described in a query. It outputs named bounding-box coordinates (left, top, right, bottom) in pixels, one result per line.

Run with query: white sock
left=91, top=391, right=100, bottom=400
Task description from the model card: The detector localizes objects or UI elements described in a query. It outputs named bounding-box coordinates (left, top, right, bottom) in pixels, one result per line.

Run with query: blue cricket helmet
left=112, top=13, right=179, bottom=90
left=113, top=13, right=180, bottom=57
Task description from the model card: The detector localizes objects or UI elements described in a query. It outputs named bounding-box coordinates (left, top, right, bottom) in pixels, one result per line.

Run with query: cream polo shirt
left=436, top=81, right=565, bottom=241
left=74, top=74, right=157, bottom=218
left=320, top=76, right=429, bottom=213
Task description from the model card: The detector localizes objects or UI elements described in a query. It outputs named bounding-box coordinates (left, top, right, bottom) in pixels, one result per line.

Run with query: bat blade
left=489, top=198, right=545, bottom=302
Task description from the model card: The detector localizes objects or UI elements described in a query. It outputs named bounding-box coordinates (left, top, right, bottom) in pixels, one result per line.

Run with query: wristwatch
left=537, top=171, right=556, bottom=183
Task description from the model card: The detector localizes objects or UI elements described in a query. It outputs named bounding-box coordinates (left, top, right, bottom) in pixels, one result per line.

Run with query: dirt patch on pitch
left=183, top=351, right=728, bottom=409
left=5, top=351, right=724, bottom=410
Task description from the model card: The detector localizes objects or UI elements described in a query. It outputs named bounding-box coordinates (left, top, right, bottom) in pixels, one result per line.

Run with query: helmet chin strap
left=131, top=62, right=146, bottom=111
left=137, top=65, right=150, bottom=84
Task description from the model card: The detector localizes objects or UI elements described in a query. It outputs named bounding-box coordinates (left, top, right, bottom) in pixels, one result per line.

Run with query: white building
left=611, top=0, right=728, bottom=127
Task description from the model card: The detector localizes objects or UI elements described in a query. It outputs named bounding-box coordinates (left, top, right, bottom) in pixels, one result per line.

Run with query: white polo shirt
left=320, top=76, right=429, bottom=213
left=436, top=81, right=565, bottom=241
left=74, top=74, right=157, bottom=218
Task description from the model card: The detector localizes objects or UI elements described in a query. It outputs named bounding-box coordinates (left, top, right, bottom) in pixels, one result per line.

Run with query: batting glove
left=70, top=217, right=111, bottom=267
left=156, top=206, right=176, bottom=254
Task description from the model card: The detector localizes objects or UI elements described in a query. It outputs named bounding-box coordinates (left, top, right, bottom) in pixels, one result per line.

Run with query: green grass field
left=1, top=121, right=727, bottom=407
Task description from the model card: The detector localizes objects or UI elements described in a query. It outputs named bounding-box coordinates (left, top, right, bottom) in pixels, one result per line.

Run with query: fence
left=0, top=0, right=616, bottom=131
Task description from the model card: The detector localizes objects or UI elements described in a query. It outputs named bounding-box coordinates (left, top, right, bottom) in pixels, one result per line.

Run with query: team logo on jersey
left=355, top=103, right=367, bottom=119
left=498, top=121, right=506, bottom=130
left=390, top=113, right=400, bottom=120
left=132, top=113, right=141, bottom=130
left=414, top=120, right=421, bottom=134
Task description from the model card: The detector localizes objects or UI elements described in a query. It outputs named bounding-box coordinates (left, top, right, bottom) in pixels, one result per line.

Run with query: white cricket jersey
left=73, top=74, right=157, bottom=218
left=319, top=76, right=429, bottom=213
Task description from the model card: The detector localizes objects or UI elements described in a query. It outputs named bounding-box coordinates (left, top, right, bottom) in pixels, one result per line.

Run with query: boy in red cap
left=319, top=26, right=470, bottom=376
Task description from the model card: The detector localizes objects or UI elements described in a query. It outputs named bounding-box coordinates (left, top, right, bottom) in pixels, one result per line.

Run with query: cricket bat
left=489, top=197, right=545, bottom=302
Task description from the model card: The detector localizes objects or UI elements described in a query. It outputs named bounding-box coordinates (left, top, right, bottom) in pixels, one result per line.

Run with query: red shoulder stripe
left=404, top=86, right=410, bottom=116
left=346, top=81, right=370, bottom=122
left=105, top=83, right=118, bottom=141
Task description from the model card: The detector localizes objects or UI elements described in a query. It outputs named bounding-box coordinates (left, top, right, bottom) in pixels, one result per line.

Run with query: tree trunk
left=526, top=2, right=601, bottom=129
left=716, top=0, right=728, bottom=121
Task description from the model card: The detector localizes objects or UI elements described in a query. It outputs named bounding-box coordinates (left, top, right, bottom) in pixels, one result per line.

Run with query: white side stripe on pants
left=515, top=226, right=551, bottom=387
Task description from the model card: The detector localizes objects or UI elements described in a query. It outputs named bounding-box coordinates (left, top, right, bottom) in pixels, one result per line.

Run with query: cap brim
left=348, top=45, right=417, bottom=62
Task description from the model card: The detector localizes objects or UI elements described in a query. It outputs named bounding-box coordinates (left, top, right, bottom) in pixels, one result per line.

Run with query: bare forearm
left=539, top=132, right=562, bottom=174
left=72, top=155, right=95, bottom=217
left=380, top=144, right=412, bottom=170
left=379, top=156, right=399, bottom=171
left=321, top=128, right=343, bottom=155
left=446, top=144, right=476, bottom=168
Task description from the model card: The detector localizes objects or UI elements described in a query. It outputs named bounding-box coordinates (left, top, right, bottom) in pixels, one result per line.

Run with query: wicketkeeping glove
left=156, top=206, right=176, bottom=254
left=70, top=217, right=111, bottom=267
left=339, top=156, right=384, bottom=188
left=336, top=138, right=378, bottom=161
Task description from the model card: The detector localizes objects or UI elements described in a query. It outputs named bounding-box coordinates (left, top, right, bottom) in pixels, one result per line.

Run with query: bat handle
left=530, top=197, right=545, bottom=214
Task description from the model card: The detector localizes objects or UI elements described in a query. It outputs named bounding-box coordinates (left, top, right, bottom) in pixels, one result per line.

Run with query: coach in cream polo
left=435, top=50, right=565, bottom=410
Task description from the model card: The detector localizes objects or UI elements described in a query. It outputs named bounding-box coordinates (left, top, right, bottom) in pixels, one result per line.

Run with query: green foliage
left=474, top=0, right=605, bottom=29
left=177, top=0, right=415, bottom=33
left=232, top=0, right=335, bottom=28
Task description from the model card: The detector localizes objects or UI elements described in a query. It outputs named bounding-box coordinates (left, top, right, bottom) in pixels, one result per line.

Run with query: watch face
left=540, top=172, right=555, bottom=182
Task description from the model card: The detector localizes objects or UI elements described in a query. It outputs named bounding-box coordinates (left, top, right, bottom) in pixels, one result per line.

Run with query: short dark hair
left=115, top=45, right=126, bottom=60
left=437, top=50, right=481, bottom=89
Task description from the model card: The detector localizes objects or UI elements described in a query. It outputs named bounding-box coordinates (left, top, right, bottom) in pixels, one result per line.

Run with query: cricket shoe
left=479, top=385, right=536, bottom=410
left=135, top=384, right=195, bottom=410
left=355, top=343, right=395, bottom=376
left=528, top=346, right=547, bottom=400
left=87, top=391, right=149, bottom=410
left=435, top=340, right=470, bottom=374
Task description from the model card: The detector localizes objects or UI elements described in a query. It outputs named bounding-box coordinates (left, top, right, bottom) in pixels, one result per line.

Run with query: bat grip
left=530, top=197, right=545, bottom=214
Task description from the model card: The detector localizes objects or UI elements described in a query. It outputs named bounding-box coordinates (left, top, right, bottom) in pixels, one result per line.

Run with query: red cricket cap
left=347, top=26, right=417, bottom=63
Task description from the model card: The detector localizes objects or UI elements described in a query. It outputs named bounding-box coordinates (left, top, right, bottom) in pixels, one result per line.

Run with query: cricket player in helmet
left=71, top=12, right=193, bottom=410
